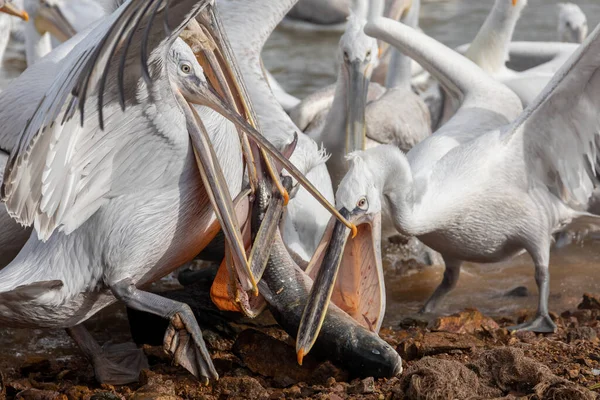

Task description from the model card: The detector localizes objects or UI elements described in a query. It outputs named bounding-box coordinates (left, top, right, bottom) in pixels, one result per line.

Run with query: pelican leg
left=419, top=256, right=462, bottom=314
left=110, top=279, right=218, bottom=383
left=66, top=325, right=148, bottom=385
left=508, top=249, right=556, bottom=333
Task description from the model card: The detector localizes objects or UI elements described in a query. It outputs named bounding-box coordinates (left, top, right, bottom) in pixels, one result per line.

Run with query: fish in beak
left=34, top=0, right=77, bottom=42
left=297, top=209, right=385, bottom=363
left=344, top=60, right=370, bottom=153
left=0, top=1, right=28, bottom=21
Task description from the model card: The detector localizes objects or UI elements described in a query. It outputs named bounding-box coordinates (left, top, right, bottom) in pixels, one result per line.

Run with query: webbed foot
left=163, top=311, right=218, bottom=384
left=93, top=342, right=149, bottom=385
left=507, top=314, right=556, bottom=333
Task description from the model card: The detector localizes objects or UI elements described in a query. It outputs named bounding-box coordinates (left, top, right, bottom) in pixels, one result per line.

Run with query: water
left=262, top=0, right=600, bottom=325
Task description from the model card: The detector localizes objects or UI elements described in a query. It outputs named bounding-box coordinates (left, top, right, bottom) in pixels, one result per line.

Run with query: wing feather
left=2, top=0, right=211, bottom=240
left=505, top=24, right=600, bottom=208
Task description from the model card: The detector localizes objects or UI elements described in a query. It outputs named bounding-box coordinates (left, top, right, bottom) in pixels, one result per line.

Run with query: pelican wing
left=2, top=0, right=210, bottom=240
left=504, top=24, right=600, bottom=207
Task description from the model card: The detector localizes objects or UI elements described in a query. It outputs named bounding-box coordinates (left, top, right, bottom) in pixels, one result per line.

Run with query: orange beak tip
left=283, top=189, right=290, bottom=206
left=512, top=0, right=517, bottom=5
left=297, top=349, right=305, bottom=366
left=351, top=224, right=358, bottom=239
left=22, top=11, right=28, bottom=21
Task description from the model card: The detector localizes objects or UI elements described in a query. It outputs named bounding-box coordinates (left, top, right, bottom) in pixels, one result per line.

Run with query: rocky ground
left=1, top=294, right=599, bottom=400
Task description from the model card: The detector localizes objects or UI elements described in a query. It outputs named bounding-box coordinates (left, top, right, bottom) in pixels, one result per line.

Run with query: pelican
left=19, top=0, right=104, bottom=65
left=218, top=0, right=340, bottom=262
left=557, top=2, right=588, bottom=44
left=323, top=16, right=600, bottom=346
left=291, top=6, right=430, bottom=190
left=0, top=0, right=28, bottom=63
left=462, top=0, right=579, bottom=108
left=286, top=0, right=350, bottom=27
left=0, top=0, right=351, bottom=384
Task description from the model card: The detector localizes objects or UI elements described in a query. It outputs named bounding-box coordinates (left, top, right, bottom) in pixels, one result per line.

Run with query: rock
left=347, top=377, right=375, bottom=395
left=308, top=362, right=348, bottom=386
left=398, top=318, right=428, bottom=330
left=15, top=389, right=66, bottom=400
left=232, top=329, right=317, bottom=386
left=64, top=386, right=92, bottom=400
left=503, top=286, right=529, bottom=298
left=578, top=293, right=600, bottom=310
left=131, top=370, right=178, bottom=400
left=0, top=370, right=4, bottom=398
left=567, top=327, right=598, bottom=343
left=430, top=309, right=499, bottom=334
left=215, top=376, right=268, bottom=400
left=414, top=332, right=484, bottom=357
left=89, top=392, right=121, bottom=400
left=19, top=358, right=52, bottom=377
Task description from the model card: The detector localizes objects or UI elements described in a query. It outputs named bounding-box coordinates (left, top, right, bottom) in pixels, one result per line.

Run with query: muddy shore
left=1, top=293, right=599, bottom=400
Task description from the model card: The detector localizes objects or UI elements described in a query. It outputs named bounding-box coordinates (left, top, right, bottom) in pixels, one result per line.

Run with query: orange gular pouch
left=209, top=192, right=266, bottom=318
left=307, top=214, right=385, bottom=333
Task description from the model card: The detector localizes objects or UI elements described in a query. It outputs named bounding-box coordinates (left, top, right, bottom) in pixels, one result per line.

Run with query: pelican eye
left=180, top=62, right=192, bottom=74
left=357, top=197, right=368, bottom=210
left=366, top=50, right=372, bottom=61
left=343, top=51, right=350, bottom=62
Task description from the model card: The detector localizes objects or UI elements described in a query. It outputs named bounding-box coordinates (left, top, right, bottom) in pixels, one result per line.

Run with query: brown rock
left=232, top=329, right=318, bottom=386
left=19, top=358, right=52, bottom=377
left=15, top=389, right=66, bottom=400
left=431, top=309, right=499, bottom=334
left=347, top=377, right=375, bottom=395
left=415, top=332, right=484, bottom=357
left=89, top=392, right=122, bottom=400
left=578, top=293, right=600, bottom=310
left=568, top=327, right=598, bottom=343
left=64, top=386, right=91, bottom=400
left=131, top=370, right=178, bottom=400
left=215, top=376, right=268, bottom=400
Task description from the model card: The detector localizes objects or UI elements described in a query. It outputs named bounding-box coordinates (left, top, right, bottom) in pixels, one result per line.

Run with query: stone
left=233, top=329, right=320, bottom=387
left=415, top=332, right=485, bottom=357
left=503, top=286, right=529, bottom=298
left=19, top=358, right=52, bottom=377
left=64, top=386, right=92, bottom=400
left=15, top=389, right=66, bottom=400
left=215, top=376, right=268, bottom=399
left=347, top=377, right=375, bottom=395
left=431, top=309, right=499, bottom=334
left=89, top=392, right=122, bottom=400
left=578, top=293, right=600, bottom=310
left=567, top=327, right=598, bottom=343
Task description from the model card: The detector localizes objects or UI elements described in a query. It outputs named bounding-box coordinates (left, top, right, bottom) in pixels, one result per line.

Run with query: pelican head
left=557, top=3, right=588, bottom=44
left=296, top=150, right=385, bottom=362
left=339, top=13, right=378, bottom=154
left=0, top=0, right=28, bottom=20
left=25, top=0, right=76, bottom=42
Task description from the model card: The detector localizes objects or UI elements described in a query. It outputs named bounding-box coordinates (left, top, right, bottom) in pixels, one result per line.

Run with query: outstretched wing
left=2, top=0, right=210, bottom=240
left=504, top=24, right=600, bottom=208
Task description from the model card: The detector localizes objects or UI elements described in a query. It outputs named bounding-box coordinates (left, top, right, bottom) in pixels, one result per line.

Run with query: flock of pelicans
left=0, top=0, right=597, bottom=387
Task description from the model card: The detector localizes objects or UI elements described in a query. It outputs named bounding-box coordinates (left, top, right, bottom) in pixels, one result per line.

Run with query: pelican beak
left=297, top=208, right=385, bottom=363
left=35, top=1, right=77, bottom=42
left=512, top=0, right=518, bottom=6
left=344, top=60, right=370, bottom=153
left=0, top=2, right=28, bottom=21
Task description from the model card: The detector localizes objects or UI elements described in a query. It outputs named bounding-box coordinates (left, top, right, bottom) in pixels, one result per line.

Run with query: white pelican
left=291, top=7, right=430, bottom=189
left=462, top=0, right=580, bottom=108
left=326, top=16, right=600, bottom=340
left=218, top=0, right=340, bottom=262
left=19, top=0, right=106, bottom=65
left=0, top=0, right=351, bottom=384
left=557, top=2, right=588, bottom=44
left=0, top=0, right=29, bottom=63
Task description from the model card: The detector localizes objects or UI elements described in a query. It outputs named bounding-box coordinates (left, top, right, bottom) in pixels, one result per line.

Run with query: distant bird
left=0, top=0, right=29, bottom=62
left=557, top=2, right=588, bottom=44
